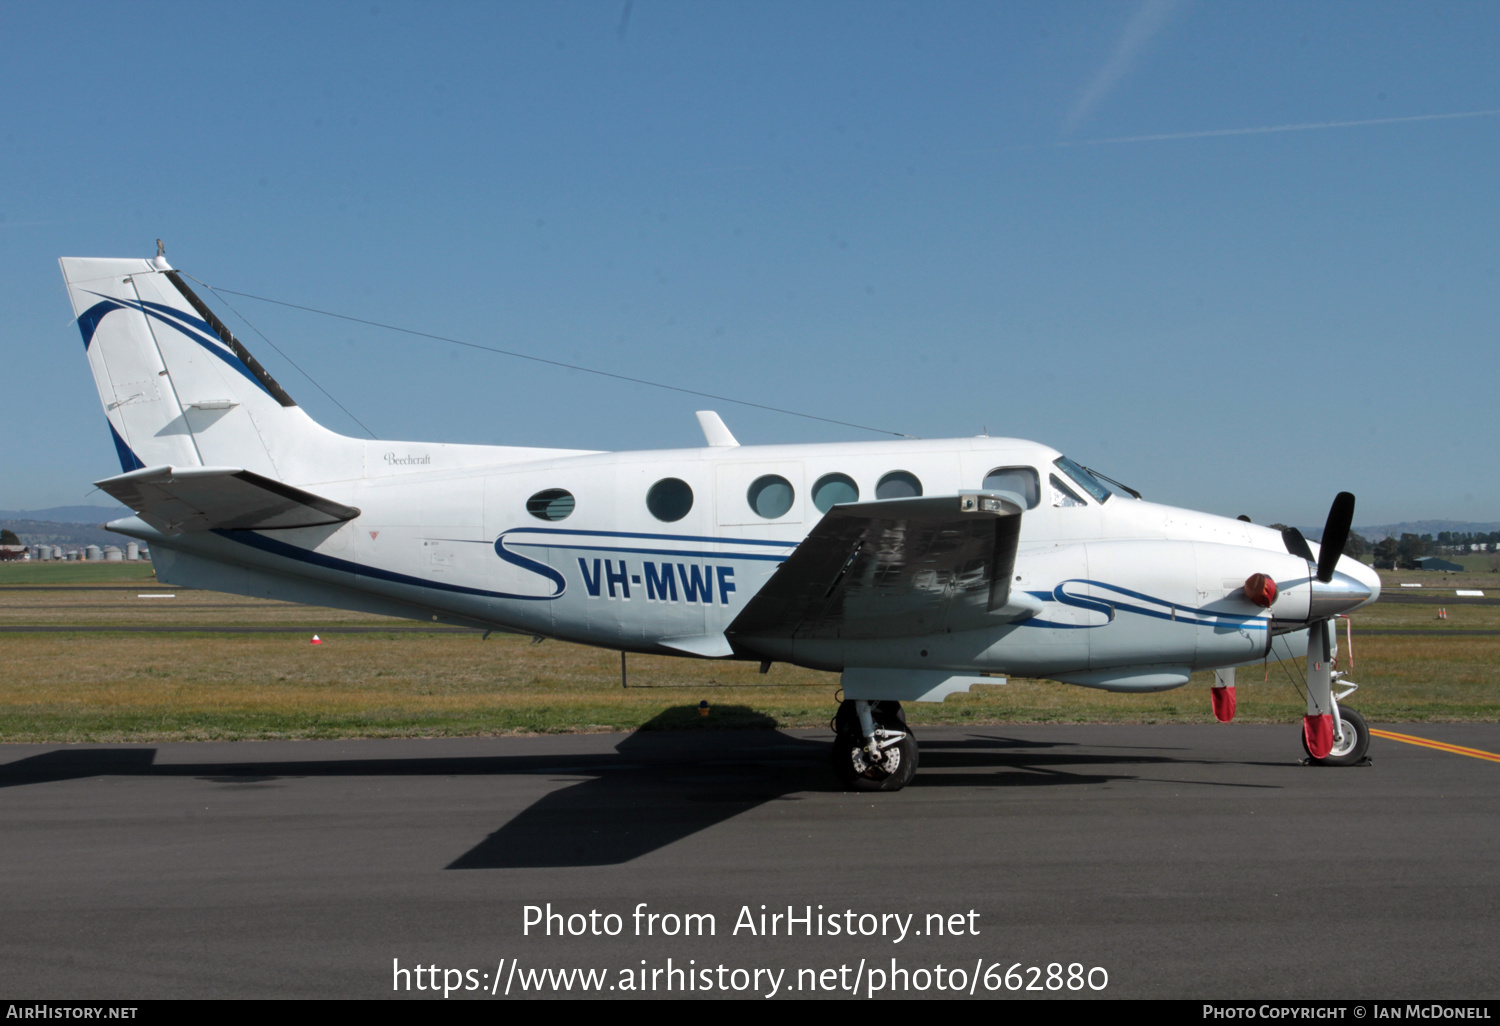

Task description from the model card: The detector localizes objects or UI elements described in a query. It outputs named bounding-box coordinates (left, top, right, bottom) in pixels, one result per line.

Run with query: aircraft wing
left=95, top=465, right=360, bottom=533
left=727, top=493, right=1025, bottom=641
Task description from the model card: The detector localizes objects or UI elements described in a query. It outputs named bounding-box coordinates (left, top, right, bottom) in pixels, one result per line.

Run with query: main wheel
left=832, top=730, right=919, bottom=791
left=831, top=701, right=918, bottom=791
left=1303, top=706, right=1370, bottom=766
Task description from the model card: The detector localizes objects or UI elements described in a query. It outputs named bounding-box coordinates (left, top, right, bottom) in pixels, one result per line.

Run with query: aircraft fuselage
left=112, top=433, right=1379, bottom=691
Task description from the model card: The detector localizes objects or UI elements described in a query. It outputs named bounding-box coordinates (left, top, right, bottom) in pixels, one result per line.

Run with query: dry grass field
left=1, top=561, right=1497, bottom=742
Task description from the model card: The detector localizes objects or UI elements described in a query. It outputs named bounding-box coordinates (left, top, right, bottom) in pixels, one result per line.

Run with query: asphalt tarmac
left=1, top=722, right=1496, bottom=1000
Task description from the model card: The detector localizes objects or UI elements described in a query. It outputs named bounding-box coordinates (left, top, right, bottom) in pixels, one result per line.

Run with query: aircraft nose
left=1341, top=554, right=1382, bottom=606
left=1307, top=562, right=1377, bottom=620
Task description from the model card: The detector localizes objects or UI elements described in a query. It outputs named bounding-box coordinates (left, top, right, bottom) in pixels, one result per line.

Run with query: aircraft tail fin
left=60, top=255, right=350, bottom=482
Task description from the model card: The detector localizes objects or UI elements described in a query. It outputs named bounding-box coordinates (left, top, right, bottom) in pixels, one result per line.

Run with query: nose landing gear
left=832, top=699, right=918, bottom=791
left=1303, top=677, right=1371, bottom=766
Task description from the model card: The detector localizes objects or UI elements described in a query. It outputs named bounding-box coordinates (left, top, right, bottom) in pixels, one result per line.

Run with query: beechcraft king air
left=60, top=252, right=1382, bottom=790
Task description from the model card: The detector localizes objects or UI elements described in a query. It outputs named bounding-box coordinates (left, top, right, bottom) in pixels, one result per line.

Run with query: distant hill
left=0, top=505, right=131, bottom=524
left=0, top=506, right=136, bottom=552
left=1303, top=521, right=1500, bottom=542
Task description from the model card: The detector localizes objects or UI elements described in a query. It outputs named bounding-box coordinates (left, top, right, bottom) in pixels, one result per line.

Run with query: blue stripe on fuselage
left=504, top=526, right=797, bottom=548
left=212, top=528, right=1265, bottom=634
left=216, top=530, right=562, bottom=601
left=497, top=525, right=796, bottom=564
left=1019, top=578, right=1268, bottom=630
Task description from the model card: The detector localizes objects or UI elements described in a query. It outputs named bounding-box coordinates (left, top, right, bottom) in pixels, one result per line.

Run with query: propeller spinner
left=1282, top=492, right=1371, bottom=622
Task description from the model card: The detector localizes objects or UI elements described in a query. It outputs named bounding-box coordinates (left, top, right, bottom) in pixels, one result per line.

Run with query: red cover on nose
left=1303, top=714, right=1334, bottom=759
left=1211, top=685, right=1236, bottom=722
left=1244, top=573, right=1277, bottom=607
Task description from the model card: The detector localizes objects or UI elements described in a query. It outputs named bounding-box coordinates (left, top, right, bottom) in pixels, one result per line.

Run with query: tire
left=1303, top=706, right=1370, bottom=766
left=832, top=731, right=919, bottom=791
left=831, top=700, right=918, bottom=791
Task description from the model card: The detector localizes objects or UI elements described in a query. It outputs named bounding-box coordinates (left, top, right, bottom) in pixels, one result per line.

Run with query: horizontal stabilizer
left=728, top=493, right=1023, bottom=641
left=95, top=465, right=360, bottom=533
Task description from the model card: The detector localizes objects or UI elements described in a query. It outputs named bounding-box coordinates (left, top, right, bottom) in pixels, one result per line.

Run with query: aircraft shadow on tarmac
left=0, top=709, right=1277, bottom=868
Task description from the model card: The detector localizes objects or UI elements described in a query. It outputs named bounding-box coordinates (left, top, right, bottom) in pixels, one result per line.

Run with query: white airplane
left=59, top=251, right=1381, bottom=790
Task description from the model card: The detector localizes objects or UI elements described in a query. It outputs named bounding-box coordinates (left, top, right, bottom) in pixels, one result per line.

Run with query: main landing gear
left=832, top=699, right=918, bottom=791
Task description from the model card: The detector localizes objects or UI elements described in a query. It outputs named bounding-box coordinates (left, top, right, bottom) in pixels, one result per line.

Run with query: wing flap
left=95, top=465, right=360, bottom=533
left=728, top=493, right=1023, bottom=641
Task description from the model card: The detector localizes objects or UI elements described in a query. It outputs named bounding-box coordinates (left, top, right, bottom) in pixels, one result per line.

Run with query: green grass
left=0, top=629, right=1495, bottom=743
left=0, top=561, right=158, bottom=585
left=1, top=576, right=1497, bottom=742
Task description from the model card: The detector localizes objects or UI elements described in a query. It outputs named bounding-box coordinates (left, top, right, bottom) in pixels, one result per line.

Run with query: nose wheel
left=832, top=700, right=918, bottom=791
left=1303, top=705, right=1371, bottom=766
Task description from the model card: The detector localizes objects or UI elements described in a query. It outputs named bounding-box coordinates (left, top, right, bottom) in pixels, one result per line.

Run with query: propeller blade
left=1316, top=492, right=1356, bottom=583
left=1282, top=527, right=1314, bottom=563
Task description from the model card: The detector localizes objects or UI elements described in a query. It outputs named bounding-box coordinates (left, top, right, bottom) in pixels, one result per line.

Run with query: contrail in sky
left=1053, top=107, right=1500, bottom=147
left=1063, top=0, right=1188, bottom=135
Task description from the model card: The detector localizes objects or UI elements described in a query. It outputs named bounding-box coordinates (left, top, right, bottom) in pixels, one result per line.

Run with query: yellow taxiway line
left=1370, top=729, right=1500, bottom=763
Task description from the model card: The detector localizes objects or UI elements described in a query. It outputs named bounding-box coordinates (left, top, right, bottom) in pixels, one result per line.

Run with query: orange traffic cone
left=311, top=635, right=323, bottom=645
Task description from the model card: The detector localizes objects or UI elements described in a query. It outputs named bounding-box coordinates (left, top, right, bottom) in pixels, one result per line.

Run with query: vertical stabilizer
left=60, top=255, right=357, bottom=482
left=63, top=256, right=203, bottom=472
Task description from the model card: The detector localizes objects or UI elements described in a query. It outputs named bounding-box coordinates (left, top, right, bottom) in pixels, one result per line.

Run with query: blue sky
left=3, top=0, right=1498, bottom=526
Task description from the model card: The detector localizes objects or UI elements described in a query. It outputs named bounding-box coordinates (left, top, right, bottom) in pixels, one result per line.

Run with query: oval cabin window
left=526, top=488, right=575, bottom=521
left=747, top=475, right=796, bottom=519
left=646, top=478, right=694, bottom=522
left=811, top=473, right=859, bottom=513
left=875, top=470, right=923, bottom=499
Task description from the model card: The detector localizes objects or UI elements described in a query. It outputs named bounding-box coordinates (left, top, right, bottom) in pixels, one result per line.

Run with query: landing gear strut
left=1303, top=617, right=1372, bottom=766
left=832, top=699, right=918, bottom=791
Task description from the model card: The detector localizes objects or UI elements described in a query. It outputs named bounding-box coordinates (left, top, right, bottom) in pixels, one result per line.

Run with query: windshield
left=1053, top=456, right=1112, bottom=504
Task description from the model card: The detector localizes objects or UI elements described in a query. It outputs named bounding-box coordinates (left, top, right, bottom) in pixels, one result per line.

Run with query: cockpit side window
left=1050, top=474, right=1087, bottom=508
left=982, top=467, right=1040, bottom=510
left=1053, top=456, right=1111, bottom=504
